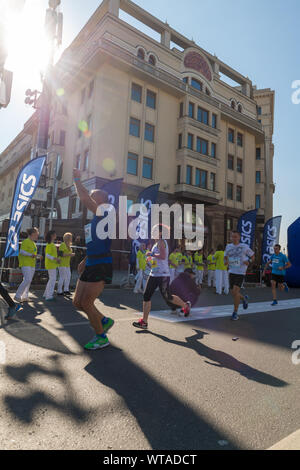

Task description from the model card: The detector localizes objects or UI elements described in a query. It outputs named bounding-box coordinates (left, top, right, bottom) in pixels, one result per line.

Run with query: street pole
left=49, top=154, right=60, bottom=231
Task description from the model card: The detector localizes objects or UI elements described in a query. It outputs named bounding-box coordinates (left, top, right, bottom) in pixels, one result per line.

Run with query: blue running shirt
left=270, top=253, right=289, bottom=276
left=84, top=215, right=112, bottom=267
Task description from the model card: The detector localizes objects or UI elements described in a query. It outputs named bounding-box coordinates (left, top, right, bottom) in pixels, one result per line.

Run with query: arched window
left=191, top=78, right=202, bottom=91
left=231, top=100, right=236, bottom=110
left=148, top=54, right=156, bottom=66
left=137, top=48, right=145, bottom=60
left=238, top=104, right=242, bottom=113
left=205, top=88, right=211, bottom=96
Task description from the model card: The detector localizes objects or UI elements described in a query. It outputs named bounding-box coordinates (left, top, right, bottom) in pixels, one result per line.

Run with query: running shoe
left=271, top=300, right=278, bottom=306
left=64, top=291, right=72, bottom=296
left=243, top=295, right=249, bottom=310
left=283, top=283, right=289, bottom=293
left=45, top=297, right=56, bottom=302
left=181, top=301, right=191, bottom=318
left=133, top=319, right=148, bottom=330
left=231, top=312, right=239, bottom=321
left=102, top=317, right=114, bottom=334
left=84, top=335, right=110, bottom=350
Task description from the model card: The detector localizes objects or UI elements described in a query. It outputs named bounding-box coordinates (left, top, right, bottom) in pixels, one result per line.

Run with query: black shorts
left=229, top=274, right=245, bottom=290
left=144, top=276, right=173, bottom=303
left=80, top=263, right=113, bottom=284
left=271, top=274, right=285, bottom=285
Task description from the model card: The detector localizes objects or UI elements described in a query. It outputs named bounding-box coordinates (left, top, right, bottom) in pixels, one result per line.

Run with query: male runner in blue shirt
left=263, top=244, right=291, bottom=306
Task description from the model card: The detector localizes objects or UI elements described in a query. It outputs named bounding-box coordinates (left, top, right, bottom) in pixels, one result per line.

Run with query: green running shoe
left=102, top=317, right=114, bottom=334
left=84, top=335, right=110, bottom=351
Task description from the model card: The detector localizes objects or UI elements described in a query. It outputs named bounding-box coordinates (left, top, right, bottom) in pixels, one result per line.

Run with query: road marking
left=268, top=430, right=300, bottom=450
left=135, top=299, right=300, bottom=323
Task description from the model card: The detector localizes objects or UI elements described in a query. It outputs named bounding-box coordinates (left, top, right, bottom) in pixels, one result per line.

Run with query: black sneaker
left=181, top=301, right=192, bottom=318
left=64, top=291, right=71, bottom=296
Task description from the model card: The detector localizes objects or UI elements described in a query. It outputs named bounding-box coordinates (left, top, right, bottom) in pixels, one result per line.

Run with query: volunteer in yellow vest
left=214, top=244, right=229, bottom=295
left=15, top=227, right=42, bottom=303
left=44, top=231, right=60, bottom=301
left=194, top=249, right=205, bottom=287
left=182, top=251, right=193, bottom=270
left=207, top=249, right=216, bottom=288
left=134, top=243, right=147, bottom=294
left=57, top=233, right=75, bottom=297
left=169, top=247, right=181, bottom=283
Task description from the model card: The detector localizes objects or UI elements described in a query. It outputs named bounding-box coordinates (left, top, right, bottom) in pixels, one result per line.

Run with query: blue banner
left=130, top=184, right=160, bottom=265
left=237, top=209, right=258, bottom=249
left=4, top=156, right=46, bottom=258
left=261, top=216, right=282, bottom=267
left=101, top=178, right=123, bottom=209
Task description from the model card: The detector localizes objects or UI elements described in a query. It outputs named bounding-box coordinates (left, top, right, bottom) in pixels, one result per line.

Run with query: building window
left=205, top=88, right=211, bottom=96
left=212, top=114, right=217, bottom=129
left=148, top=55, right=156, bottom=66
left=71, top=198, right=77, bottom=214
left=188, top=134, right=194, bottom=150
left=59, top=130, right=66, bottom=146
left=256, top=147, right=261, bottom=160
left=81, top=88, right=85, bottom=105
left=177, top=165, right=181, bottom=184
left=137, top=48, right=145, bottom=60
left=88, top=79, right=94, bottom=98
left=228, top=155, right=234, bottom=170
left=83, top=150, right=89, bottom=171
left=127, top=153, right=138, bottom=176
left=129, top=118, right=140, bottom=138
left=237, top=158, right=243, bottom=173
left=236, top=186, right=242, bottom=202
left=238, top=104, right=242, bottom=113
left=197, top=107, right=208, bottom=125
left=131, top=83, right=142, bottom=103
left=256, top=194, right=261, bottom=209
left=231, top=100, right=236, bottom=110
left=196, top=137, right=208, bottom=155
left=228, top=128, right=234, bottom=143
left=189, top=102, right=194, bottom=119
left=75, top=154, right=81, bottom=170
left=179, top=102, right=184, bottom=117
left=227, top=183, right=234, bottom=200
left=237, top=133, right=243, bottom=147
left=256, top=171, right=261, bottom=183
left=258, top=119, right=262, bottom=124
left=210, top=173, right=216, bottom=191
left=195, top=169, right=207, bottom=189
left=143, top=157, right=153, bottom=180
left=183, top=77, right=189, bottom=84
left=257, top=106, right=262, bottom=115
left=146, top=90, right=156, bottom=109
left=211, top=143, right=216, bottom=158
left=186, top=166, right=193, bottom=185
left=191, top=78, right=202, bottom=91
left=178, top=134, right=182, bottom=149
left=145, top=123, right=155, bottom=142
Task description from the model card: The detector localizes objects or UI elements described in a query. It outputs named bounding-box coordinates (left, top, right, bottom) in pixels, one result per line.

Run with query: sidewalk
left=269, top=430, right=300, bottom=450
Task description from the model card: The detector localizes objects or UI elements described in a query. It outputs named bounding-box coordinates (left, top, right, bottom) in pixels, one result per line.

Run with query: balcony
left=177, top=148, right=220, bottom=168
left=178, top=116, right=220, bottom=138
left=0, top=141, right=32, bottom=175
left=175, top=183, right=220, bottom=205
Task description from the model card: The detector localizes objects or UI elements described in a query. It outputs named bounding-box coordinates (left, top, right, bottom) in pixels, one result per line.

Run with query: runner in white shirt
left=224, top=231, right=255, bottom=321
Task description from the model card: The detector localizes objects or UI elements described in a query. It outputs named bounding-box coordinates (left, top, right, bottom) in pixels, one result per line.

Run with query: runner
left=72, top=169, right=114, bottom=350
left=15, top=227, right=42, bottom=303
left=224, top=231, right=255, bottom=321
left=44, top=231, right=60, bottom=302
left=133, top=225, right=191, bottom=330
left=214, top=245, right=229, bottom=295
left=134, top=243, right=147, bottom=294
left=207, top=249, right=216, bottom=288
left=263, top=244, right=291, bottom=306
left=2, top=283, right=22, bottom=320
left=57, top=232, right=75, bottom=297
left=194, top=249, right=205, bottom=287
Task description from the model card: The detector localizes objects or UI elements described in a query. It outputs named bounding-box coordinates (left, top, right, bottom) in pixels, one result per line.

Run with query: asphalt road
left=0, top=286, right=300, bottom=450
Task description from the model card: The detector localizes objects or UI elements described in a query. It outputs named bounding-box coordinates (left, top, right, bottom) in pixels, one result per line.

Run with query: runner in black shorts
left=263, top=244, right=291, bottom=306
left=72, top=169, right=114, bottom=351
left=133, top=225, right=191, bottom=330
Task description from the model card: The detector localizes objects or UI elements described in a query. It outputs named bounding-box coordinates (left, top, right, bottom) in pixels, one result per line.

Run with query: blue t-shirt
left=84, top=215, right=112, bottom=267
left=270, top=253, right=289, bottom=276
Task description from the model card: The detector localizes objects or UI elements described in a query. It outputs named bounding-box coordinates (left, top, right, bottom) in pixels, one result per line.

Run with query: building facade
left=0, top=0, right=275, bottom=255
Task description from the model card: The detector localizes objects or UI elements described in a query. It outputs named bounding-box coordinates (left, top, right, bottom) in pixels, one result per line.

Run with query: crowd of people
left=0, top=168, right=292, bottom=352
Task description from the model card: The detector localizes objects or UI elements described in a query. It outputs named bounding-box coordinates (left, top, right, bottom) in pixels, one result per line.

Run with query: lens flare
left=56, top=88, right=65, bottom=97
left=78, top=120, right=88, bottom=133
left=103, top=158, right=116, bottom=173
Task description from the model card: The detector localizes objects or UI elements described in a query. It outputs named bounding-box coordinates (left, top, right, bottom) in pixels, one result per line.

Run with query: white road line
left=268, top=430, right=300, bottom=450
left=134, top=299, right=300, bottom=323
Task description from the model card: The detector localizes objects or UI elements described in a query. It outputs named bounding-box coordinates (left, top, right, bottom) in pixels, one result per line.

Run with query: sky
left=0, top=0, right=299, bottom=248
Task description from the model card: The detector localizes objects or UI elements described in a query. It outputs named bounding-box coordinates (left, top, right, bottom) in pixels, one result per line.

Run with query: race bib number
left=84, top=224, right=92, bottom=244
left=229, top=257, right=241, bottom=267
left=272, top=258, right=280, bottom=265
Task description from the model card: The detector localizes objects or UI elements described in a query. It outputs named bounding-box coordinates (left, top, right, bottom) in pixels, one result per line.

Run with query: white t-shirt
left=224, top=243, right=254, bottom=275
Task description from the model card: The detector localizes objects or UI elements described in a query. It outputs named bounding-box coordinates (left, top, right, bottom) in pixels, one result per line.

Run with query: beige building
left=0, top=0, right=275, bottom=253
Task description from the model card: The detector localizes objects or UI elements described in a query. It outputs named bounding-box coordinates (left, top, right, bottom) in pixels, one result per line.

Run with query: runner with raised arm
left=72, top=169, right=114, bottom=350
